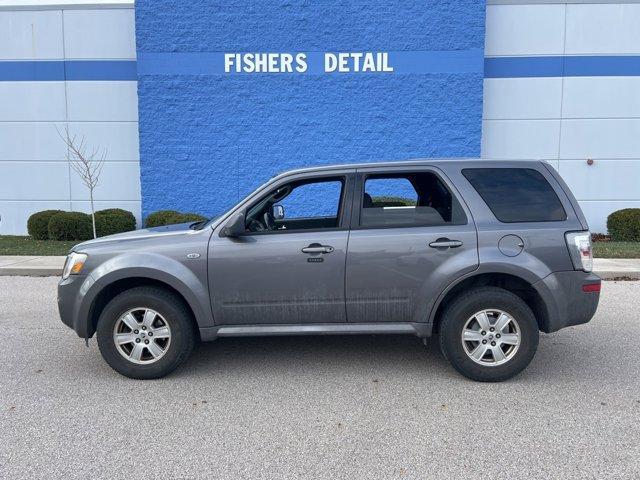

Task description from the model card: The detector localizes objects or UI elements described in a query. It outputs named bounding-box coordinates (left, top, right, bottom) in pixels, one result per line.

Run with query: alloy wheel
left=461, top=309, right=521, bottom=366
left=113, top=308, right=172, bottom=364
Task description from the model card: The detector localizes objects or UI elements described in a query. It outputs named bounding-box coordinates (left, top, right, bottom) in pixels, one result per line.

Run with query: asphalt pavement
left=1, top=276, right=639, bottom=479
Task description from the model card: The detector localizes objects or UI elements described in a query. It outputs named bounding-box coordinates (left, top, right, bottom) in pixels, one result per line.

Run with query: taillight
left=582, top=283, right=601, bottom=293
left=565, top=231, right=593, bottom=272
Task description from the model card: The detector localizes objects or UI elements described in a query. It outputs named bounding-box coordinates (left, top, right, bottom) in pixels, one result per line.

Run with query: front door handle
left=301, top=243, right=335, bottom=254
left=429, top=238, right=463, bottom=249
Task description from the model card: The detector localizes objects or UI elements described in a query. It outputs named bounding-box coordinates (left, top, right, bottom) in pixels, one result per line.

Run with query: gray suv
left=58, top=160, right=600, bottom=382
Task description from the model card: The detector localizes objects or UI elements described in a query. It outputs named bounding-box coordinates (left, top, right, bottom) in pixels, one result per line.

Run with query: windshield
left=201, top=177, right=276, bottom=229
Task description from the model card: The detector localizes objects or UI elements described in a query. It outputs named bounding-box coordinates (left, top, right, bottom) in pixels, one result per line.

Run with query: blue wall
left=135, top=1, right=486, bottom=218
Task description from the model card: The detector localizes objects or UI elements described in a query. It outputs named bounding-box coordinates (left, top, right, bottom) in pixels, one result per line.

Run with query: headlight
left=62, top=252, right=87, bottom=279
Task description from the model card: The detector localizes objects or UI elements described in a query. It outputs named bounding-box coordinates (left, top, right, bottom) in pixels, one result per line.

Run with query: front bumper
left=57, top=274, right=95, bottom=338
left=533, top=270, right=601, bottom=333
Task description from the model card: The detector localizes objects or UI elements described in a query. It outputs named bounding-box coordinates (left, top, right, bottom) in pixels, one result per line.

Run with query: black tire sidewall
left=439, top=287, right=539, bottom=382
left=96, top=287, right=195, bottom=379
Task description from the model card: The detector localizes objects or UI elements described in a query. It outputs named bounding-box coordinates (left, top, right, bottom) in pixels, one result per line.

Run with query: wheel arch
left=86, top=275, right=203, bottom=340
left=429, top=268, right=551, bottom=333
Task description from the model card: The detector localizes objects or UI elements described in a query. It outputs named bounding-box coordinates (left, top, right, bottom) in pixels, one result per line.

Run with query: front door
left=345, top=166, right=479, bottom=324
left=208, top=171, right=355, bottom=325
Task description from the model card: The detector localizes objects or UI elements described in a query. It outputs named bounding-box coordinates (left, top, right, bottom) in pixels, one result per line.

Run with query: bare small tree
left=57, top=126, right=107, bottom=239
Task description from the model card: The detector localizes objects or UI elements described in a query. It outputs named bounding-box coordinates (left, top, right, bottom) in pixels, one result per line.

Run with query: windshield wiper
left=190, top=220, right=208, bottom=230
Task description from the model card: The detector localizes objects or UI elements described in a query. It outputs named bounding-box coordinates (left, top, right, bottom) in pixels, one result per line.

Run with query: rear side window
left=462, top=168, right=566, bottom=223
left=359, top=171, right=467, bottom=228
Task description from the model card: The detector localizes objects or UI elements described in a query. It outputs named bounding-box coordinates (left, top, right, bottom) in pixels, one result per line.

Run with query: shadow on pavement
left=169, top=331, right=608, bottom=383
left=178, top=334, right=449, bottom=377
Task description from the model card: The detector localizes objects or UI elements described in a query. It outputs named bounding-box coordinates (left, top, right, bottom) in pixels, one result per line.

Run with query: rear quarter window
left=462, top=168, right=567, bottom=223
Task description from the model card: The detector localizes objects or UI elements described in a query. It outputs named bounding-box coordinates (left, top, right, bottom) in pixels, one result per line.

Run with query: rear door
left=345, top=165, right=478, bottom=324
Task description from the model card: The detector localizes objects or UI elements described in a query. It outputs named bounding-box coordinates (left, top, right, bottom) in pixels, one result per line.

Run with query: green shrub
left=591, top=233, right=611, bottom=243
left=95, top=208, right=136, bottom=237
left=27, top=210, right=64, bottom=240
left=144, top=210, right=181, bottom=228
left=607, top=209, right=640, bottom=241
left=371, top=196, right=417, bottom=207
left=175, top=212, right=207, bottom=224
left=145, top=210, right=207, bottom=228
left=48, top=212, right=93, bottom=241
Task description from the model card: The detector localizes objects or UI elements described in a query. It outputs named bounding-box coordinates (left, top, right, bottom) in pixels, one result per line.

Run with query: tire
left=438, top=287, right=539, bottom=382
left=96, top=286, right=196, bottom=379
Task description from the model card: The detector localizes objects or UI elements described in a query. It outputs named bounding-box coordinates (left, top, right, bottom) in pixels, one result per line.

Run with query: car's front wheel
left=96, top=286, right=196, bottom=379
left=438, top=287, right=539, bottom=382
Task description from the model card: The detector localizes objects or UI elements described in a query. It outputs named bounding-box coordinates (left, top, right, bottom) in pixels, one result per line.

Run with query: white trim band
left=0, top=0, right=133, bottom=10
left=488, top=0, right=640, bottom=4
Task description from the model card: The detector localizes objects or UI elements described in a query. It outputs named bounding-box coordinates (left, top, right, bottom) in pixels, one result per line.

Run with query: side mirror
left=219, top=212, right=245, bottom=238
left=272, top=204, right=285, bottom=220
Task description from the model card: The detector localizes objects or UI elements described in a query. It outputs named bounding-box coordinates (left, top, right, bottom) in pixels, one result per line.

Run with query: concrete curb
left=595, top=271, right=640, bottom=281
left=592, top=258, right=640, bottom=280
left=594, top=272, right=640, bottom=282
left=0, top=256, right=65, bottom=276
left=0, top=255, right=639, bottom=279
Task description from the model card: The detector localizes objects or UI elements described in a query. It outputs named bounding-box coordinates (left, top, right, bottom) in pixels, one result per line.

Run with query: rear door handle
left=429, top=238, right=463, bottom=249
left=301, top=243, right=334, bottom=254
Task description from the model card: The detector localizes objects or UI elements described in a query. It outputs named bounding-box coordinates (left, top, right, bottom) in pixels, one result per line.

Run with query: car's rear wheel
left=439, top=287, right=539, bottom=382
left=96, top=286, right=195, bottom=379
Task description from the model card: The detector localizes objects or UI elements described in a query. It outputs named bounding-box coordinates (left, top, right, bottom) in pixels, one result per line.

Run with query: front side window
left=245, top=177, right=345, bottom=233
left=359, top=171, right=466, bottom=228
left=279, top=181, right=343, bottom=219
left=462, top=168, right=567, bottom=223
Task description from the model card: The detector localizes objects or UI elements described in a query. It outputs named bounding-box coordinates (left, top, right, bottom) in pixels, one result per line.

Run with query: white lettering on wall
left=224, top=52, right=393, bottom=74
left=295, top=53, right=308, bottom=73
left=337, top=52, right=393, bottom=73
left=224, top=53, right=309, bottom=73
left=325, top=52, right=394, bottom=73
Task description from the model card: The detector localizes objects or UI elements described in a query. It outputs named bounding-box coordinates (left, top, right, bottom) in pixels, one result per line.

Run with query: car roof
left=275, top=158, right=545, bottom=178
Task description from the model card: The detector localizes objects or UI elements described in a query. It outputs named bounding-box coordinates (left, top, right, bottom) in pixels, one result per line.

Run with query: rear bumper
left=533, top=270, right=601, bottom=333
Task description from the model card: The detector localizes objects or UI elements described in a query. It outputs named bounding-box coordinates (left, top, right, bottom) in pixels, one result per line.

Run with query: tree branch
left=57, top=125, right=108, bottom=239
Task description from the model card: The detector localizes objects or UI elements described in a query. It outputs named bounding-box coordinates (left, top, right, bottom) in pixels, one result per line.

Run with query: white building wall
left=483, top=1, right=640, bottom=233
left=0, top=3, right=139, bottom=235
